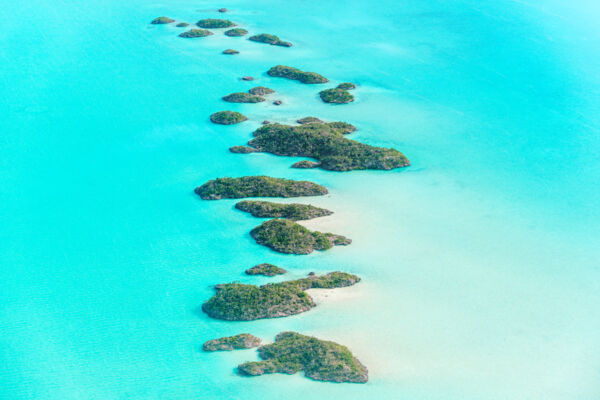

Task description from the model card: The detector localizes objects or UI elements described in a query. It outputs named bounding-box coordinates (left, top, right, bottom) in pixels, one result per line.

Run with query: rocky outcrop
left=203, top=333, right=261, bottom=351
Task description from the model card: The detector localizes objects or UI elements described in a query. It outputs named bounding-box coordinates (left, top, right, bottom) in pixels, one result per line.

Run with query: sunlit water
left=1, top=0, right=599, bottom=399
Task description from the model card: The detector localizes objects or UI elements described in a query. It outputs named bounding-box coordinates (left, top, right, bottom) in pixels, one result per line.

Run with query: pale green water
left=1, top=0, right=599, bottom=399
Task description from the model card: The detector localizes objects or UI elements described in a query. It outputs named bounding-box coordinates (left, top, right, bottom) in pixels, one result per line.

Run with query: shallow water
left=1, top=0, right=599, bottom=399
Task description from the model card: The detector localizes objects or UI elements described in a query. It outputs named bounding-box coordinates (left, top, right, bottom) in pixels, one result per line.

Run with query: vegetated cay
left=250, top=219, right=351, bottom=254
left=235, top=200, right=333, bottom=220
left=202, top=272, right=360, bottom=320
left=238, top=332, right=368, bottom=383
left=267, top=65, right=328, bottom=84
left=195, top=176, right=328, bottom=200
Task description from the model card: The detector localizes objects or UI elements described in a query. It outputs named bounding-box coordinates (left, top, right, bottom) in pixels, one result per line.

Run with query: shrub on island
left=196, top=18, right=236, bottom=28
left=238, top=332, right=368, bottom=383
left=297, top=116, right=323, bottom=124
left=249, top=33, right=292, bottom=47
left=235, top=200, right=332, bottom=220
left=202, top=272, right=360, bottom=320
left=248, top=86, right=274, bottom=96
left=222, top=92, right=265, bottom=103
left=319, top=88, right=354, bottom=104
left=224, top=28, right=248, bottom=36
left=151, top=16, right=174, bottom=24
left=203, top=334, right=261, bottom=351
left=176, top=22, right=189, bottom=27
left=250, top=219, right=350, bottom=254
left=195, top=176, right=328, bottom=200
left=291, top=160, right=320, bottom=169
left=267, top=65, right=328, bottom=84
left=210, top=111, right=247, bottom=125
left=229, top=146, right=257, bottom=153
left=337, top=82, right=356, bottom=90
left=179, top=29, right=213, bottom=38
left=236, top=122, right=409, bottom=171
left=223, top=49, right=239, bottom=55
left=245, top=263, right=286, bottom=276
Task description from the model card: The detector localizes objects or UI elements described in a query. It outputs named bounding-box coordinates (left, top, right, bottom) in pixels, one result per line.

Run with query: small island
left=195, top=176, right=328, bottom=200
left=297, top=116, right=323, bottom=124
left=249, top=33, right=292, bottom=47
left=234, top=122, right=409, bottom=171
left=292, top=160, right=319, bottom=169
left=151, top=16, right=174, bottom=24
left=210, top=111, right=247, bottom=125
left=319, top=88, right=354, bottom=104
left=235, top=200, right=333, bottom=220
left=238, top=332, right=368, bottom=383
left=337, top=82, right=356, bottom=90
left=224, top=28, right=248, bottom=37
left=196, top=18, right=236, bottom=28
left=179, top=29, right=213, bottom=38
left=202, top=272, right=360, bottom=320
left=229, top=145, right=257, bottom=153
left=250, top=219, right=351, bottom=254
left=245, top=263, right=286, bottom=276
left=176, top=22, right=189, bottom=27
left=267, top=65, right=328, bottom=84
left=222, top=92, right=265, bottom=103
left=248, top=86, right=274, bottom=96
left=223, top=49, right=239, bottom=55
left=203, top=333, right=261, bottom=351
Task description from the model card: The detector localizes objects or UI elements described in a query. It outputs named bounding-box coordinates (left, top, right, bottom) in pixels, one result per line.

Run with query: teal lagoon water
left=1, top=0, right=599, bottom=399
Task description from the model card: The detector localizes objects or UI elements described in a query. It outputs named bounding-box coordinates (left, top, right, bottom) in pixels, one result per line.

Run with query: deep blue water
left=1, top=0, right=599, bottom=399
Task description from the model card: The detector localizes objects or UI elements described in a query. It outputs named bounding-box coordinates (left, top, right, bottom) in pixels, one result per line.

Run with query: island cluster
left=150, top=6, right=411, bottom=384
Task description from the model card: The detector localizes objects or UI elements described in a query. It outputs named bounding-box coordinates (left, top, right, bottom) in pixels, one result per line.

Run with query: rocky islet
left=195, top=176, right=328, bottom=200
left=234, top=122, right=410, bottom=171
left=235, top=200, right=333, bottom=220
left=245, top=263, right=287, bottom=276
left=202, top=272, right=360, bottom=321
left=249, top=33, right=292, bottom=47
left=238, top=332, right=368, bottom=383
left=250, top=219, right=351, bottom=254
left=203, top=333, right=261, bottom=351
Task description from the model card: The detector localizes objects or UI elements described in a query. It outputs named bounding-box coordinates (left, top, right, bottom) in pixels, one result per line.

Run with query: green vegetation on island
left=297, top=116, right=323, bottom=124
left=250, top=219, right=351, bottom=254
left=238, top=332, right=368, bottom=383
left=176, top=22, right=189, bottom=27
left=195, top=176, right=328, bottom=200
left=292, top=160, right=320, bottom=169
left=235, top=122, right=409, bottom=171
left=222, top=92, right=265, bottom=103
left=151, top=16, right=174, bottom=24
left=319, top=88, right=354, bottom=104
left=202, top=272, right=360, bottom=320
left=249, top=33, right=292, bottom=47
left=267, top=65, right=328, bottom=84
left=210, top=111, right=247, bottom=125
left=196, top=18, right=236, bottom=28
left=223, top=49, right=239, bottom=55
left=203, top=333, right=261, bottom=351
left=235, top=200, right=333, bottom=220
left=179, top=29, right=213, bottom=38
left=337, top=82, right=356, bottom=90
left=245, top=263, right=286, bottom=276
left=224, top=28, right=248, bottom=36
left=229, top=145, right=257, bottom=153
left=248, top=86, right=275, bottom=96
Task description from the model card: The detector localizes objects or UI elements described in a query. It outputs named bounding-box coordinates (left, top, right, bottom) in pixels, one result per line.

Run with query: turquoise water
left=1, top=0, right=599, bottom=398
